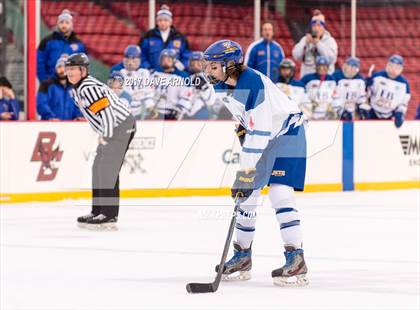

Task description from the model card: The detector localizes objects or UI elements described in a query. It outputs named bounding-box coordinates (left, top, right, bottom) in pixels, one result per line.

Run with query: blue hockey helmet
left=124, top=45, right=141, bottom=58
left=108, top=71, right=124, bottom=85
left=316, top=55, right=330, bottom=66
left=345, top=56, right=360, bottom=68
left=189, top=51, right=204, bottom=62
left=343, top=57, right=360, bottom=78
left=388, top=54, right=404, bottom=66
left=159, top=48, right=177, bottom=63
left=203, top=40, right=243, bottom=66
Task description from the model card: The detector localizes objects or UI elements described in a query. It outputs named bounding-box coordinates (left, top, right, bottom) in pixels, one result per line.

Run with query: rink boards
left=0, top=120, right=419, bottom=202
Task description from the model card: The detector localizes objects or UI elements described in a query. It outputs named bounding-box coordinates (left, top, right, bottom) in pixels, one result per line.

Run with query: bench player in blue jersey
left=204, top=40, right=308, bottom=286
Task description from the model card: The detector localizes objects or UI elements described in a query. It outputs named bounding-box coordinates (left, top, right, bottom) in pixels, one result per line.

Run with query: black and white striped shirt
left=72, top=75, right=131, bottom=138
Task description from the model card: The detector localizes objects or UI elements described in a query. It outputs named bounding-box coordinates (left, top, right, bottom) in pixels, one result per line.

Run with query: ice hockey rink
left=1, top=189, right=419, bottom=310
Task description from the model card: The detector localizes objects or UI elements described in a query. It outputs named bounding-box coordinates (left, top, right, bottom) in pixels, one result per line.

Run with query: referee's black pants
left=91, top=115, right=136, bottom=218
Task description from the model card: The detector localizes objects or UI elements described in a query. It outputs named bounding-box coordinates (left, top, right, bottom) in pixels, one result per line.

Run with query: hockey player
left=185, top=51, right=215, bottom=119
left=300, top=56, right=338, bottom=120
left=204, top=40, right=308, bottom=286
left=65, top=53, right=136, bottom=230
left=333, top=57, right=367, bottom=120
left=107, top=71, right=133, bottom=109
left=276, top=59, right=309, bottom=114
left=110, top=45, right=154, bottom=119
left=151, top=48, right=191, bottom=120
left=363, top=55, right=411, bottom=128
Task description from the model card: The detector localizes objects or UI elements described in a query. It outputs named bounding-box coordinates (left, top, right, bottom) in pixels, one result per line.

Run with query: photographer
left=292, top=10, right=337, bottom=78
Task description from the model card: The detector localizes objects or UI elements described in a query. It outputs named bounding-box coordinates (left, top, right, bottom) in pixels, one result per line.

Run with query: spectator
left=0, top=77, right=20, bottom=121
left=275, top=58, right=309, bottom=113
left=139, top=5, right=191, bottom=72
left=185, top=51, right=215, bottom=119
left=363, top=55, right=411, bottom=128
left=37, top=9, right=87, bottom=82
left=244, top=22, right=285, bottom=83
left=292, top=10, right=338, bottom=78
left=300, top=56, right=338, bottom=120
left=151, top=49, right=191, bottom=120
left=110, top=45, right=155, bottom=119
left=333, top=57, right=368, bottom=120
left=36, top=57, right=83, bottom=120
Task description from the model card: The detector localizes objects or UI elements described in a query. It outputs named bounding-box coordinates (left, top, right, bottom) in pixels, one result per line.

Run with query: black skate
left=77, top=213, right=96, bottom=228
left=84, top=214, right=118, bottom=231
left=272, top=245, right=308, bottom=287
left=215, top=242, right=252, bottom=281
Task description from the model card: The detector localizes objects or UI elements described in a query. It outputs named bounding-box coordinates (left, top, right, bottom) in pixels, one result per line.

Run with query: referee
left=65, top=53, right=136, bottom=230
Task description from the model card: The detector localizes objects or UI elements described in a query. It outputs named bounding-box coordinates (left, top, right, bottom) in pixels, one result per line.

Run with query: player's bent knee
left=269, top=184, right=296, bottom=209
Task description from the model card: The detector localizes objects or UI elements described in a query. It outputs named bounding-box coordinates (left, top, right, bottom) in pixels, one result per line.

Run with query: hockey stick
left=186, top=194, right=242, bottom=294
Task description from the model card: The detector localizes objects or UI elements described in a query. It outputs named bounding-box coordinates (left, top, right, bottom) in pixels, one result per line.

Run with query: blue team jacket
left=37, top=31, right=87, bottom=82
left=0, top=98, right=20, bottom=120
left=36, top=77, right=82, bottom=120
left=139, top=27, right=191, bottom=71
left=245, top=39, right=285, bottom=83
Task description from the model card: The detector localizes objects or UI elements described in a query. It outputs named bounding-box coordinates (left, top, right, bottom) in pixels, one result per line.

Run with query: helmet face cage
left=159, top=49, right=177, bottom=70
left=386, top=62, right=403, bottom=79
left=315, top=56, right=329, bottom=74
left=123, top=57, right=140, bottom=71
left=279, top=59, right=296, bottom=83
left=107, top=72, right=124, bottom=95
left=343, top=63, right=359, bottom=79
left=189, top=52, right=205, bottom=73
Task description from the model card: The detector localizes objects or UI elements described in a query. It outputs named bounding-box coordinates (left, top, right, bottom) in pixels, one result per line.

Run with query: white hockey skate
left=272, top=245, right=309, bottom=287
left=215, top=242, right=252, bottom=281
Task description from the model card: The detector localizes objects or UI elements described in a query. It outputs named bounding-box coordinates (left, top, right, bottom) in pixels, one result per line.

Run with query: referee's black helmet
left=65, top=53, right=89, bottom=68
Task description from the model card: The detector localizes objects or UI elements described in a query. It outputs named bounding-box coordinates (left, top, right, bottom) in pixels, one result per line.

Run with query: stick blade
left=186, top=282, right=216, bottom=294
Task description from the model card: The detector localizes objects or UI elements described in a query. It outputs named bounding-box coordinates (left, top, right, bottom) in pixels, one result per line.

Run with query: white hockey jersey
left=367, top=70, right=411, bottom=118
left=300, top=73, right=338, bottom=120
left=333, top=70, right=367, bottom=114
left=212, top=68, right=303, bottom=170
left=151, top=70, right=192, bottom=118
left=276, top=79, right=309, bottom=114
left=187, top=73, right=215, bottom=117
left=117, top=68, right=154, bottom=117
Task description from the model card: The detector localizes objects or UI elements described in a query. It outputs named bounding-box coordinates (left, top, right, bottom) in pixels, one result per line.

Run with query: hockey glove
left=231, top=169, right=257, bottom=202
left=194, top=75, right=208, bottom=90
left=235, top=124, right=246, bottom=146
left=394, top=112, right=404, bottom=128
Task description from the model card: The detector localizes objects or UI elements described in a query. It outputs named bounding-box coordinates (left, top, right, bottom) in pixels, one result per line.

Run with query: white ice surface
left=1, top=190, right=419, bottom=310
